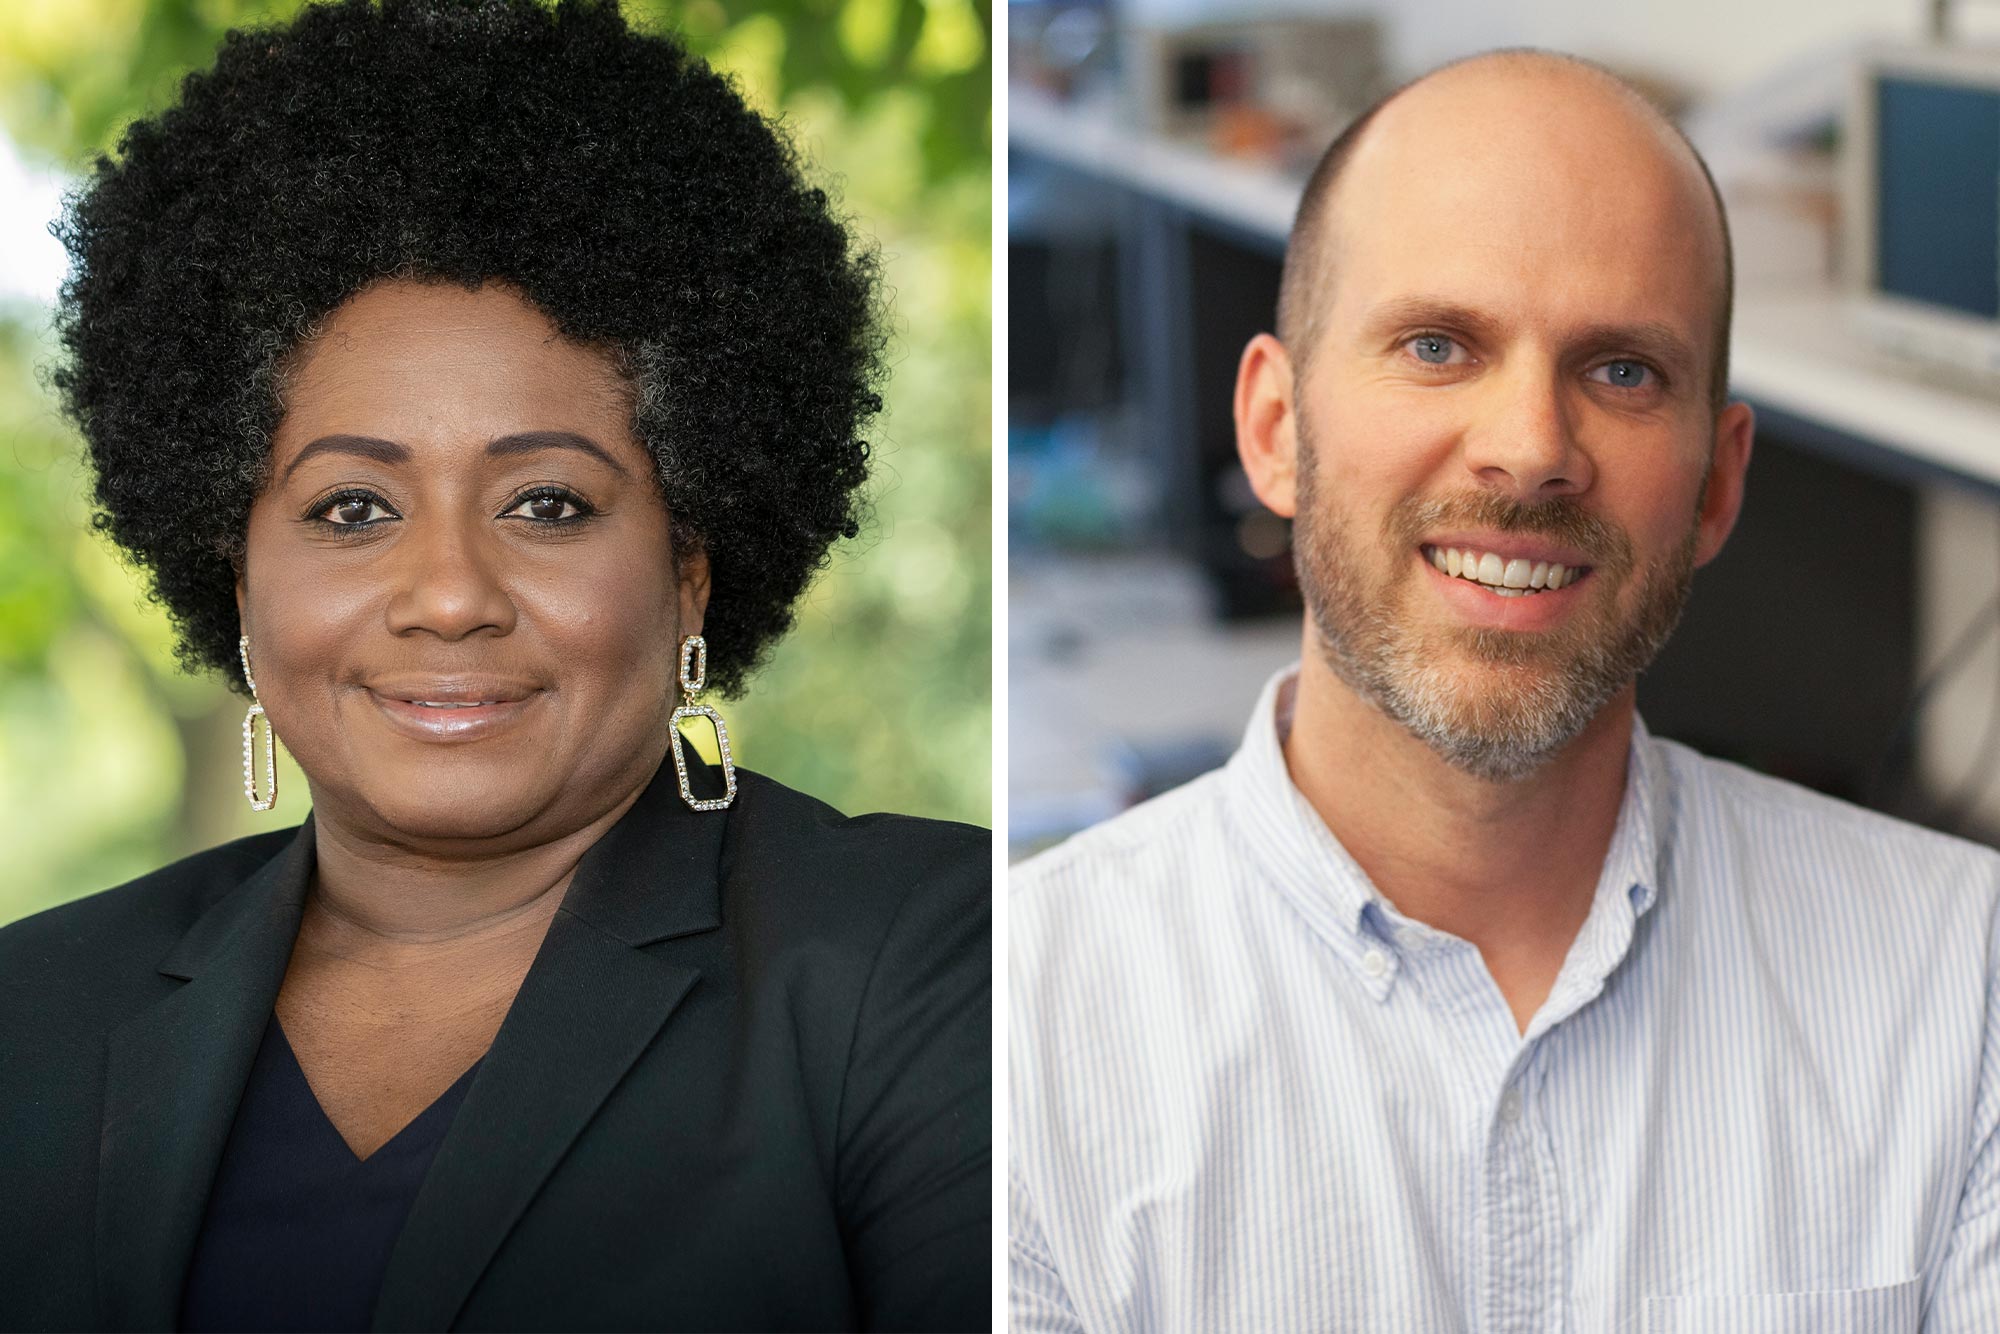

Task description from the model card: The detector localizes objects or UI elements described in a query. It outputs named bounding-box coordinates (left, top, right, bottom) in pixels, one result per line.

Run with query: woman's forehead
left=289, top=279, right=618, bottom=384
left=273, top=279, right=642, bottom=472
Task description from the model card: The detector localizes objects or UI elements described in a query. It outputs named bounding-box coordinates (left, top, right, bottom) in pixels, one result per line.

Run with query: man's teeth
left=1425, top=545, right=1581, bottom=595
left=413, top=701, right=496, bottom=708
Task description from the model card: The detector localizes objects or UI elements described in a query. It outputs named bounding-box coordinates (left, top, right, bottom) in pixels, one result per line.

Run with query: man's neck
left=1280, top=641, right=1635, bottom=1032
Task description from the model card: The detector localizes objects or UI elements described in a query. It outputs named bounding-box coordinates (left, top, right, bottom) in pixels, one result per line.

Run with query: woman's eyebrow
left=484, top=430, right=631, bottom=477
left=280, top=433, right=409, bottom=483
left=280, top=430, right=631, bottom=484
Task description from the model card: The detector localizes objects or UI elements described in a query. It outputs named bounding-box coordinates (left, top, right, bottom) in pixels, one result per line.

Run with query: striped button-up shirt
left=1010, top=667, right=2000, bottom=1333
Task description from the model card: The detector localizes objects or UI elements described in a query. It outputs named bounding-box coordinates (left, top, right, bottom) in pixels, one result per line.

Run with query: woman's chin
left=329, top=773, right=576, bottom=849
left=297, top=732, right=666, bottom=850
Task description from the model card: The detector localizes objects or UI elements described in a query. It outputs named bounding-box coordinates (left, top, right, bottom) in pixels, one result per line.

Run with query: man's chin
left=1308, top=564, right=1674, bottom=781
left=1373, top=615, right=1597, bottom=686
left=1407, top=706, right=1588, bottom=780
left=1339, top=644, right=1619, bottom=782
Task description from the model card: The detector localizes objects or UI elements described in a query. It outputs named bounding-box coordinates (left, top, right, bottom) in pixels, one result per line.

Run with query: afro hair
left=52, top=0, right=882, bottom=697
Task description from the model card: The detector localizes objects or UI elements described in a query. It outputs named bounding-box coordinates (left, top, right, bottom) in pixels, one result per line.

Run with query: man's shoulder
left=1655, top=735, right=2000, bottom=908
left=1008, top=767, right=1249, bottom=986
left=1012, top=766, right=1233, bottom=902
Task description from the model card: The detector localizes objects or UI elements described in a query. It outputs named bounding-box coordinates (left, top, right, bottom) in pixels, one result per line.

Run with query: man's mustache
left=1387, top=492, right=1633, bottom=575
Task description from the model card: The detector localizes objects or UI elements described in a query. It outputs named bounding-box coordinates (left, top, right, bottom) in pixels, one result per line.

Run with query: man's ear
left=1693, top=400, right=1755, bottom=569
left=1235, top=333, right=1301, bottom=519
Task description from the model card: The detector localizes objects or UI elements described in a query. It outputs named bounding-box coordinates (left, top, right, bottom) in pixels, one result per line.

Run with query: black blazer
left=0, top=761, right=990, bottom=1332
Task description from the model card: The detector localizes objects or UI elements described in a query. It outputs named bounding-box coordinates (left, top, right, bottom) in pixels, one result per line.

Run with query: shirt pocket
left=1642, top=1277, right=1920, bottom=1334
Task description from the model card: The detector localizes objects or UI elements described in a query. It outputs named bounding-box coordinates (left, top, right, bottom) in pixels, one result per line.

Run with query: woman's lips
left=367, top=689, right=543, bottom=741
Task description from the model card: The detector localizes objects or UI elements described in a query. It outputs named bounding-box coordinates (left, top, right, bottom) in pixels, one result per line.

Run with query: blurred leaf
left=911, top=0, right=982, bottom=78
left=837, top=0, right=897, bottom=69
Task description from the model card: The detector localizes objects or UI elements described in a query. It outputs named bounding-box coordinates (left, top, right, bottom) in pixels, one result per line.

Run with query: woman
left=0, top=2, right=989, bottom=1330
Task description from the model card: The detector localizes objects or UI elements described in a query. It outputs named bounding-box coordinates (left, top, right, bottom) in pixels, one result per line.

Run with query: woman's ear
left=677, top=547, right=712, bottom=637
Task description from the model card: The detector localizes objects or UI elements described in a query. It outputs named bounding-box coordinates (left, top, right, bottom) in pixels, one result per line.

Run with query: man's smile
left=1413, top=542, right=1600, bottom=634
left=1420, top=543, right=1592, bottom=597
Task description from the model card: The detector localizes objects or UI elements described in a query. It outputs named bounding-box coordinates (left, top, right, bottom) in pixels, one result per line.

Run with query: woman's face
left=238, top=279, right=704, bottom=848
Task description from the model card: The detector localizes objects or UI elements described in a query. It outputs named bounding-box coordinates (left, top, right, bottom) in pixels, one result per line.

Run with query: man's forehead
left=1312, top=55, right=1727, bottom=346
left=1331, top=177, right=1716, bottom=345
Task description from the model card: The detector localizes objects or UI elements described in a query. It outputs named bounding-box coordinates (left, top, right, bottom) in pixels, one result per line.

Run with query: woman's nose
left=381, top=518, right=518, bottom=641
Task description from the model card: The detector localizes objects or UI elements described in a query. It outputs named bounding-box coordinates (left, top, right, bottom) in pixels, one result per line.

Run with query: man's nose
left=1459, top=362, right=1593, bottom=500
left=382, top=517, right=518, bottom=641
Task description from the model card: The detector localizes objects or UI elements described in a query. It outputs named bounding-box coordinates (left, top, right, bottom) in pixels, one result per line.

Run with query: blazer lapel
left=95, top=817, right=316, bottom=1330
left=372, top=760, right=729, bottom=1333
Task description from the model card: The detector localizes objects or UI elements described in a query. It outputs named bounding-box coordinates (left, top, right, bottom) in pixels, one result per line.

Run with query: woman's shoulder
left=712, top=768, right=990, bottom=940
left=0, top=826, right=298, bottom=990
left=729, top=767, right=989, bottom=878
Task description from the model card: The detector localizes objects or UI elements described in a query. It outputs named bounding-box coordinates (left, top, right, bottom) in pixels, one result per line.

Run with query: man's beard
left=1291, top=427, right=1700, bottom=782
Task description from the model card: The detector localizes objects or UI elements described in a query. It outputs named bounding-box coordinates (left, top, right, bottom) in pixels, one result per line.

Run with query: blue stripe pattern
left=1010, top=668, right=2000, bottom=1332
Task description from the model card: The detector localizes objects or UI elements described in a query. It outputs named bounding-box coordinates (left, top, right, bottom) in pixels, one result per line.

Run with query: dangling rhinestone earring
left=240, top=635, right=277, bottom=812
left=669, top=634, right=736, bottom=811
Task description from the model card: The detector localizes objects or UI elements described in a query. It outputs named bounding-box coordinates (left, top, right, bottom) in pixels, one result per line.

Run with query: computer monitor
left=1845, top=44, right=2000, bottom=378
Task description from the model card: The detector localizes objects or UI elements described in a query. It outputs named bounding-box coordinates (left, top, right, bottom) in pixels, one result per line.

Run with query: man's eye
left=1590, top=359, right=1654, bottom=390
left=505, top=489, right=591, bottom=522
left=314, top=493, right=396, bottom=525
left=1406, top=334, right=1463, bottom=366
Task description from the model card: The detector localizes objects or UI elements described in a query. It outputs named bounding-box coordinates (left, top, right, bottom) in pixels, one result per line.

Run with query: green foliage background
left=0, top=0, right=991, bottom=925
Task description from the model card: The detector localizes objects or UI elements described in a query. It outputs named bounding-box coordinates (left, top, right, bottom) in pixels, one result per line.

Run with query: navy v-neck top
left=178, top=1018, right=480, bottom=1333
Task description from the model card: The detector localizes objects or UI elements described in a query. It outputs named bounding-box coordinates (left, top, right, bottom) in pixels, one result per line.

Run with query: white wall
left=1115, top=0, right=1954, bottom=99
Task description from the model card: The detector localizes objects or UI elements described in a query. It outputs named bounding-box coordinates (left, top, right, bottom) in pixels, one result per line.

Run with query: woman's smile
left=365, top=682, right=546, bottom=743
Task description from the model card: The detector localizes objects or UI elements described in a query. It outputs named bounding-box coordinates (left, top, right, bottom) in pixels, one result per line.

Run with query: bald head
left=1277, top=50, right=1734, bottom=410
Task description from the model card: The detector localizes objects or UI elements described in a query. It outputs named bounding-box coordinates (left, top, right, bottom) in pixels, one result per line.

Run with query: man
left=1010, top=49, right=1999, bottom=1331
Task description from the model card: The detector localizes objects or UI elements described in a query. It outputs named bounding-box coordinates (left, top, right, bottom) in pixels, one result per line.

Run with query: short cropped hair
left=53, top=0, right=882, bottom=697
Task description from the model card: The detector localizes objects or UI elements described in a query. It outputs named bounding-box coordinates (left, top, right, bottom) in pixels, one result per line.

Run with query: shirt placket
left=1384, top=936, right=1552, bottom=1334
left=1395, top=931, right=1566, bottom=1334
left=1479, top=1045, right=1564, bottom=1334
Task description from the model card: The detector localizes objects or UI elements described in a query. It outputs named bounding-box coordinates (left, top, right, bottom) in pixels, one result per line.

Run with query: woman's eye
left=314, top=493, right=396, bottom=526
left=1405, top=334, right=1464, bottom=366
left=506, top=490, right=591, bottom=522
left=1590, top=359, right=1654, bottom=390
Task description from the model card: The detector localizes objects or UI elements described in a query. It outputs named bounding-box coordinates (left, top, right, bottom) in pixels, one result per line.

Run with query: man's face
left=1283, top=66, right=1739, bottom=779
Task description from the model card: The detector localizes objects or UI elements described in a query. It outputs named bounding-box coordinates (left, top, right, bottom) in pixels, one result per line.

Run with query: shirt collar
left=1223, top=664, right=1668, bottom=997
left=1223, top=667, right=1381, bottom=950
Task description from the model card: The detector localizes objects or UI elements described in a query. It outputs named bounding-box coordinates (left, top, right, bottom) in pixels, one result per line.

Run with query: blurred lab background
left=0, top=0, right=991, bottom=926
left=1010, top=0, right=2000, bottom=857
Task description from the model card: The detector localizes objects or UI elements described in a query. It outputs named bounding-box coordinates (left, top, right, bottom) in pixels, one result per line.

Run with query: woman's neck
left=300, top=780, right=647, bottom=944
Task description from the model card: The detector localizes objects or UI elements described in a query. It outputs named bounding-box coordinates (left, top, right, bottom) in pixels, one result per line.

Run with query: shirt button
left=1361, top=948, right=1389, bottom=978
left=1499, top=1092, right=1522, bottom=1124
